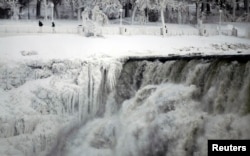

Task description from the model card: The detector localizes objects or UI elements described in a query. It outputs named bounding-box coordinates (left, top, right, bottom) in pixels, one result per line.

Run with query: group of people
left=38, top=20, right=56, bottom=33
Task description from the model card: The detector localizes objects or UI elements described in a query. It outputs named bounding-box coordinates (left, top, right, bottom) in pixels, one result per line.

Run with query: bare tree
left=36, top=0, right=41, bottom=18
left=244, top=0, right=249, bottom=21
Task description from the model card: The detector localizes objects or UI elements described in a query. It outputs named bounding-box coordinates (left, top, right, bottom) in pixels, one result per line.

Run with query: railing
left=0, top=24, right=224, bottom=36
left=0, top=25, right=78, bottom=34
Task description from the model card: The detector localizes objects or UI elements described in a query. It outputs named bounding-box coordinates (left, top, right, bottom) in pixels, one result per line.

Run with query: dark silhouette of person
left=52, top=21, right=55, bottom=33
left=39, top=20, right=43, bottom=27
left=38, top=20, right=43, bottom=32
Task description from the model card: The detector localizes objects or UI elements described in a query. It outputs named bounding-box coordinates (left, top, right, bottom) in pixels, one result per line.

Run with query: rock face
left=0, top=56, right=250, bottom=156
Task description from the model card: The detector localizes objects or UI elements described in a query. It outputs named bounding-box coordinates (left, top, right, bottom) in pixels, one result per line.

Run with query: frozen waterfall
left=0, top=58, right=123, bottom=156
left=0, top=56, right=250, bottom=156
left=50, top=56, right=250, bottom=156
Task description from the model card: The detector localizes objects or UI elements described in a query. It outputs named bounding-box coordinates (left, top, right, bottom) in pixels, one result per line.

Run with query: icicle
left=106, top=61, right=123, bottom=91
left=75, top=59, right=123, bottom=121
left=78, top=89, right=83, bottom=122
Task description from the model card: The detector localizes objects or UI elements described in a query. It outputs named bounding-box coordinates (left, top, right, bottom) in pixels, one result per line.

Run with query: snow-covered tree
left=81, top=0, right=122, bottom=19
left=131, top=0, right=157, bottom=24
left=131, top=0, right=179, bottom=24
left=81, top=5, right=109, bottom=36
left=119, top=0, right=133, bottom=17
left=210, top=0, right=249, bottom=22
left=0, top=1, right=12, bottom=18
left=43, top=0, right=49, bottom=20
left=92, top=5, right=109, bottom=25
left=82, top=5, right=108, bottom=25
left=63, top=0, right=82, bottom=19
left=131, top=0, right=176, bottom=36
left=222, top=0, right=249, bottom=22
left=159, top=0, right=177, bottom=36
left=3, top=0, right=19, bottom=20
left=50, top=0, right=62, bottom=19
left=62, top=0, right=122, bottom=20
left=0, top=1, right=12, bottom=9
left=33, top=0, right=54, bottom=20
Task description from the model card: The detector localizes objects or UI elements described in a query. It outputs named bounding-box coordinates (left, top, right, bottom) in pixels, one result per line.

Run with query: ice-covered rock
left=20, top=51, right=38, bottom=56
left=0, top=58, right=123, bottom=156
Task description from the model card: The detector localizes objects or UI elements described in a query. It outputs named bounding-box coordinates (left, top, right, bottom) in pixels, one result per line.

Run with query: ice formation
left=0, top=57, right=250, bottom=156
left=0, top=58, right=122, bottom=156
left=81, top=6, right=109, bottom=37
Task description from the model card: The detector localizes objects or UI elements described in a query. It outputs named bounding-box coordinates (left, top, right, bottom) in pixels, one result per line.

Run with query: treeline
left=0, top=0, right=249, bottom=23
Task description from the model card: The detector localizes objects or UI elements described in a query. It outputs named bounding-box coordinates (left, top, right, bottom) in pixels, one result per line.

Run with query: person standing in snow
left=38, top=20, right=43, bottom=33
left=52, top=21, right=55, bottom=33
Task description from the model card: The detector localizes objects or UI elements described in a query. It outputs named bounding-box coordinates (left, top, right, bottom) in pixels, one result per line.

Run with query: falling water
left=51, top=57, right=250, bottom=156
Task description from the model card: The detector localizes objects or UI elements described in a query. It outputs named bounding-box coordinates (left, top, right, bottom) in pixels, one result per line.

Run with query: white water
left=52, top=59, right=250, bottom=156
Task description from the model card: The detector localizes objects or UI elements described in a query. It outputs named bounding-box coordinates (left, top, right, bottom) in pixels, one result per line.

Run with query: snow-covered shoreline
left=0, top=34, right=250, bottom=65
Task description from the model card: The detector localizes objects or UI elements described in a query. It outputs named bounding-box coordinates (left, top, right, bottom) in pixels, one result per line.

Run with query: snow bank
left=0, top=34, right=249, bottom=64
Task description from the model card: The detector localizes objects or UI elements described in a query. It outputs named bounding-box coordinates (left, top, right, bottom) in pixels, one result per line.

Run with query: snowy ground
left=0, top=34, right=250, bottom=64
left=1, top=21, right=248, bottom=68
